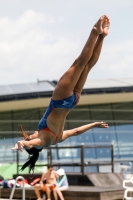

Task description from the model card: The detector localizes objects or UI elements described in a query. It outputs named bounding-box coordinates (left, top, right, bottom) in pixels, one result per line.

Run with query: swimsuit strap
left=40, top=127, right=62, bottom=145
left=74, top=92, right=80, bottom=105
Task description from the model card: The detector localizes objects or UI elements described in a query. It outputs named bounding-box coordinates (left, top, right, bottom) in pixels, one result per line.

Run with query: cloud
left=90, top=39, right=133, bottom=79
left=0, top=9, right=81, bottom=84
left=0, top=7, right=133, bottom=86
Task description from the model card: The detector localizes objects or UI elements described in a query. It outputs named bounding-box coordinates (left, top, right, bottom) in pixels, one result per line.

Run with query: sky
left=0, top=0, right=133, bottom=85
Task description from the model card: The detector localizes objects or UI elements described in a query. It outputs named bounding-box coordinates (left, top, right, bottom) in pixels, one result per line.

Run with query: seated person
left=53, top=169, right=68, bottom=200
left=34, top=165, right=58, bottom=200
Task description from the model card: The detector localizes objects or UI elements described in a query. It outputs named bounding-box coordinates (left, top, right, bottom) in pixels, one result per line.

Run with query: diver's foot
left=102, top=18, right=110, bottom=37
left=93, top=15, right=108, bottom=34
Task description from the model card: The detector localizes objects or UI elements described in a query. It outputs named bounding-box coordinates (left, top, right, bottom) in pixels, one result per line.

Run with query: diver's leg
left=52, top=15, right=108, bottom=100
left=73, top=17, right=110, bottom=93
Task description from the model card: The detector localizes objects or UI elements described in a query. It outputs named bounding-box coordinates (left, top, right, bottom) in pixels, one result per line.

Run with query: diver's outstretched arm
left=60, top=122, right=109, bottom=142
left=12, top=138, right=42, bottom=151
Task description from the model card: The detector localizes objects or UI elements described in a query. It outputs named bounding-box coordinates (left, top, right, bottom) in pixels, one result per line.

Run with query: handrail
left=48, top=144, right=114, bottom=173
left=9, top=176, right=25, bottom=200
left=17, top=144, right=114, bottom=174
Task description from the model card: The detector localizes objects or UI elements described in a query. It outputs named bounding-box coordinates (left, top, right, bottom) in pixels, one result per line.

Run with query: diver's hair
left=20, top=147, right=43, bottom=173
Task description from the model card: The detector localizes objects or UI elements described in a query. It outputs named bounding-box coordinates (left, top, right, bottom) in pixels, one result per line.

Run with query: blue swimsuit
left=37, top=92, right=79, bottom=145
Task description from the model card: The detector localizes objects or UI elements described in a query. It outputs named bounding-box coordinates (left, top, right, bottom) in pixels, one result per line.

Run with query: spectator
left=53, top=169, right=68, bottom=200
left=34, top=165, right=58, bottom=200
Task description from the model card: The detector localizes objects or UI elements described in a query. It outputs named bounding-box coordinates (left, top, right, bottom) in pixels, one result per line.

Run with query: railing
left=9, top=176, right=25, bottom=200
left=16, top=144, right=114, bottom=174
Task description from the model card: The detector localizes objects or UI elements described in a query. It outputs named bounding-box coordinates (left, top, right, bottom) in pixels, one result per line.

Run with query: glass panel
left=17, top=149, right=31, bottom=163
left=116, top=124, right=133, bottom=158
left=112, top=102, right=133, bottom=110
left=58, top=148, right=79, bottom=159
left=93, top=127, right=116, bottom=144
left=112, top=103, right=133, bottom=125
left=112, top=103, right=133, bottom=127
left=13, top=122, right=28, bottom=133
left=94, top=147, right=111, bottom=159
left=0, top=137, right=17, bottom=162
left=122, top=78, right=133, bottom=85
left=0, top=111, right=11, bottom=120
left=58, top=166, right=80, bottom=173
left=14, top=122, right=38, bottom=133
left=13, top=109, right=39, bottom=120
left=0, top=122, right=12, bottom=131
left=112, top=102, right=133, bottom=158
left=67, top=105, right=91, bottom=129
left=39, top=108, right=47, bottom=118
left=84, top=166, right=98, bottom=173
left=0, top=112, right=12, bottom=133
left=118, top=142, right=133, bottom=158
left=70, top=130, right=96, bottom=159
left=9, top=84, right=32, bottom=94
left=90, top=104, right=114, bottom=124
left=83, top=79, right=127, bottom=89
left=84, top=147, right=96, bottom=159
left=69, top=130, right=93, bottom=145
left=92, top=127, right=118, bottom=158
left=115, top=124, right=133, bottom=132
left=30, top=82, right=54, bottom=92
left=89, top=104, right=118, bottom=158
left=0, top=85, right=11, bottom=95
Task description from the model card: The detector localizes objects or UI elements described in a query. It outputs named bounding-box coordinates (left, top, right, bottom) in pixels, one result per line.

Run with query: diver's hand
left=12, top=141, right=24, bottom=152
left=95, top=121, right=109, bottom=128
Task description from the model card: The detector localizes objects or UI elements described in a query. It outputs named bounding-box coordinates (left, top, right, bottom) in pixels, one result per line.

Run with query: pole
left=16, top=150, right=19, bottom=174
left=111, top=144, right=114, bottom=173
left=81, top=143, right=84, bottom=175
left=47, top=146, right=52, bottom=166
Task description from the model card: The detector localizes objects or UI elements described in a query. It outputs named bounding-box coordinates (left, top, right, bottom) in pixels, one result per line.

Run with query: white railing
left=123, top=175, right=133, bottom=200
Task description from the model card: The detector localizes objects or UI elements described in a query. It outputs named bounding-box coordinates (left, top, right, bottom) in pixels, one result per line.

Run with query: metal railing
left=9, top=176, right=25, bottom=200
left=16, top=144, right=114, bottom=174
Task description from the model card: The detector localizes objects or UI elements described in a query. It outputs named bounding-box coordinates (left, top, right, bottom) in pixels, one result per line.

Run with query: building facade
left=0, top=78, right=133, bottom=173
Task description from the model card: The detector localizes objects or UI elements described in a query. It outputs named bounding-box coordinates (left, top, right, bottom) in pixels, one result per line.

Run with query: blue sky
left=0, top=0, right=133, bottom=85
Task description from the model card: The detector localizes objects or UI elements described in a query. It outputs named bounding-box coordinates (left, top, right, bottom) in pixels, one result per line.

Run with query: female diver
left=12, top=15, right=110, bottom=172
